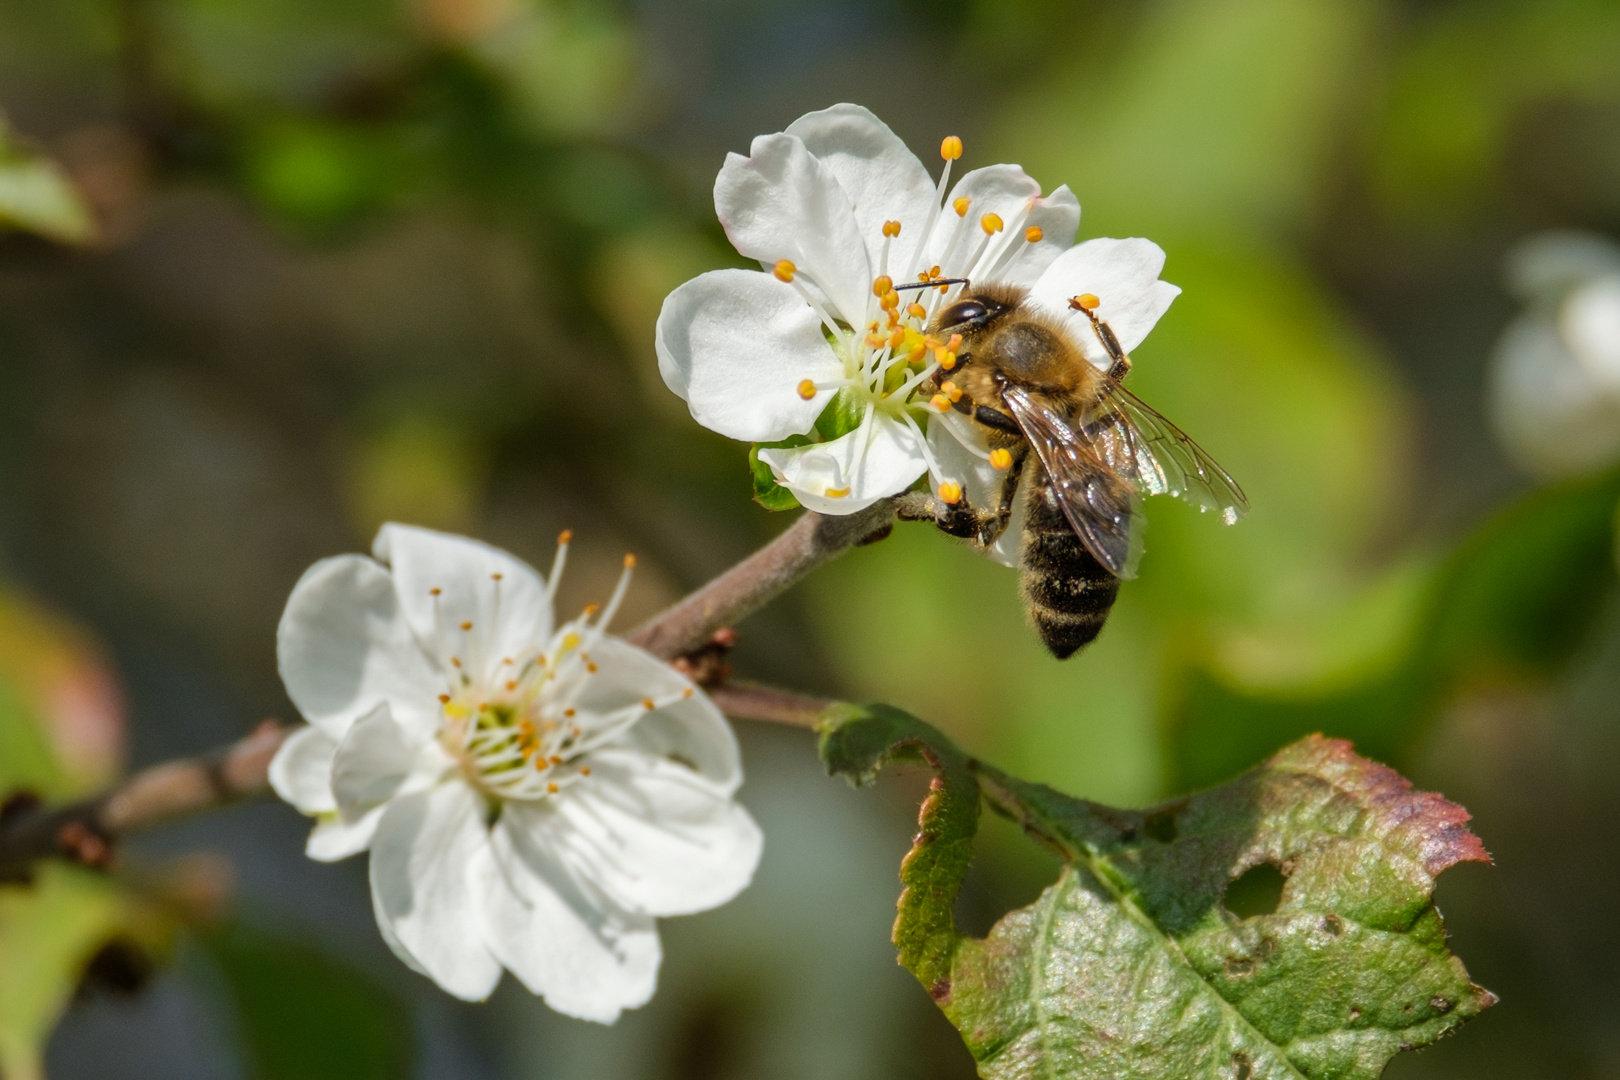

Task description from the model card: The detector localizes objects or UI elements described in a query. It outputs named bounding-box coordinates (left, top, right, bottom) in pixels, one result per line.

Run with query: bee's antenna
left=894, top=278, right=971, bottom=292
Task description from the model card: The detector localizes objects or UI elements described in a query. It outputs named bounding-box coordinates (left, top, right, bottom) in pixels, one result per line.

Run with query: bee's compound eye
left=939, top=300, right=989, bottom=328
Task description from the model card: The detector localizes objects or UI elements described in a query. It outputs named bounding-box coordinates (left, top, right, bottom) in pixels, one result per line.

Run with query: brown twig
left=0, top=721, right=288, bottom=881
left=707, top=681, right=836, bottom=729
left=628, top=501, right=896, bottom=660
left=0, top=503, right=894, bottom=874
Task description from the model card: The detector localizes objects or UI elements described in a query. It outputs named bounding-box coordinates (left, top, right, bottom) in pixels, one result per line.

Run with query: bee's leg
left=894, top=487, right=1002, bottom=541
left=982, top=444, right=1028, bottom=546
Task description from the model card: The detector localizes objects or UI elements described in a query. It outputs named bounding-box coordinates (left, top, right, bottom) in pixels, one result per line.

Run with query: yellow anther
left=886, top=309, right=901, bottom=329
left=990, top=448, right=1013, bottom=470
left=506, top=680, right=518, bottom=691
left=825, top=486, right=851, bottom=498
left=550, top=754, right=563, bottom=765
left=438, top=693, right=451, bottom=703
left=548, top=782, right=559, bottom=794
left=563, top=707, right=576, bottom=717
left=866, top=332, right=887, bottom=348
left=939, top=350, right=958, bottom=370
left=585, top=661, right=598, bottom=673
left=947, top=333, right=963, bottom=350
left=939, top=481, right=964, bottom=504
left=640, top=697, right=655, bottom=710
left=797, top=378, right=817, bottom=400
left=624, top=553, right=636, bottom=568
left=930, top=393, right=951, bottom=412
left=580, top=766, right=591, bottom=776
left=930, top=265, right=942, bottom=278
left=562, top=632, right=580, bottom=650
left=582, top=603, right=599, bottom=617
left=942, top=380, right=962, bottom=402
left=682, top=687, right=694, bottom=698
left=429, top=587, right=442, bottom=596
left=888, top=327, right=906, bottom=349
left=1071, top=293, right=1101, bottom=311
left=953, top=196, right=971, bottom=217
left=491, top=572, right=503, bottom=581
left=880, top=289, right=900, bottom=311
left=773, top=260, right=797, bottom=283
left=459, top=620, right=473, bottom=631
left=872, top=274, right=893, bottom=296
left=940, top=135, right=963, bottom=161
left=882, top=220, right=902, bottom=238
left=1025, top=226, right=1043, bottom=243
left=450, top=656, right=462, bottom=668
left=906, top=302, right=927, bottom=321
left=980, top=213, right=1004, bottom=234
left=558, top=529, right=573, bottom=544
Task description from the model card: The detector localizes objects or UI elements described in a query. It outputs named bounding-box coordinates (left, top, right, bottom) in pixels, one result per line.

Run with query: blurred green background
left=1, top=0, right=1619, bottom=1076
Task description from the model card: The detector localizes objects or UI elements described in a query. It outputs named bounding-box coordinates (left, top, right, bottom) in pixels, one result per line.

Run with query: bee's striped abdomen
left=1019, top=474, right=1120, bottom=659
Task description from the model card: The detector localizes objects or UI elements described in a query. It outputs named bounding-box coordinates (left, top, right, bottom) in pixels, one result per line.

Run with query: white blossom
left=1490, top=230, right=1620, bottom=477
left=268, top=524, right=763, bottom=1021
left=655, top=103, right=1180, bottom=520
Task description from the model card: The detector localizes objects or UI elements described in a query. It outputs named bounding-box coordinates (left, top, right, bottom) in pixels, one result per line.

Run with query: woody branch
left=0, top=503, right=892, bottom=873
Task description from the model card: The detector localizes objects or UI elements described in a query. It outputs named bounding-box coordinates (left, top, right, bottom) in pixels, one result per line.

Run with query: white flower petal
left=331, top=704, right=420, bottom=822
left=991, top=184, right=1080, bottom=287
left=372, top=523, right=553, bottom=687
left=306, top=806, right=384, bottom=862
left=268, top=725, right=338, bottom=815
left=554, top=750, right=763, bottom=917
left=925, top=411, right=1025, bottom=568
left=481, top=806, right=660, bottom=1023
left=1490, top=314, right=1620, bottom=476
left=1562, top=276, right=1620, bottom=392
left=277, top=555, right=443, bottom=741
left=714, top=131, right=872, bottom=325
left=567, top=637, right=742, bottom=790
left=757, top=412, right=926, bottom=514
left=784, top=103, right=937, bottom=273
left=655, top=268, right=846, bottom=442
left=925, top=165, right=1041, bottom=282
left=369, top=782, right=503, bottom=1001
left=1027, top=238, right=1181, bottom=369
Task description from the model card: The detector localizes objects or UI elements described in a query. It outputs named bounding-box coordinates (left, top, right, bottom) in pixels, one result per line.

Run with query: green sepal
left=749, top=437, right=810, bottom=512
left=815, top=388, right=865, bottom=442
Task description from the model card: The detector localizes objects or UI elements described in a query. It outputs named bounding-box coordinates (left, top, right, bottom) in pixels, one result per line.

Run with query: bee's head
left=925, top=284, right=1025, bottom=342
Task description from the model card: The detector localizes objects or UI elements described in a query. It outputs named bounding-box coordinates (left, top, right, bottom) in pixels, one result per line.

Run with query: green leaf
left=1169, top=466, right=1620, bottom=789
left=818, top=703, right=979, bottom=990
left=749, top=439, right=807, bottom=512
left=820, top=704, right=1494, bottom=1080
left=0, top=121, right=93, bottom=245
left=0, top=865, right=128, bottom=1080
left=206, top=925, right=414, bottom=1080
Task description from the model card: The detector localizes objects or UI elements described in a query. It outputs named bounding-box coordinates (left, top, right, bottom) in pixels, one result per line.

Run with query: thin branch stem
left=707, top=681, right=836, bottom=729
left=0, top=502, right=895, bottom=872
left=0, top=721, right=288, bottom=880
left=628, top=501, right=896, bottom=660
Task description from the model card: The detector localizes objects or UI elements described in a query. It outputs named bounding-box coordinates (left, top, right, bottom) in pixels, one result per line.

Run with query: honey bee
left=895, top=280, right=1248, bottom=658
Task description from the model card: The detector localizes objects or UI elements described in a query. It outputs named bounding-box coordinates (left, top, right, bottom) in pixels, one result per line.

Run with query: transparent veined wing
left=1085, top=382, right=1250, bottom=525
left=1000, top=383, right=1142, bottom=578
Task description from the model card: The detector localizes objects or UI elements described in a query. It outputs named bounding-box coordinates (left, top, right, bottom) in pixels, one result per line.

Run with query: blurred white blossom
left=269, top=524, right=762, bottom=1020
left=655, top=103, right=1179, bottom=516
left=1490, top=231, right=1620, bottom=477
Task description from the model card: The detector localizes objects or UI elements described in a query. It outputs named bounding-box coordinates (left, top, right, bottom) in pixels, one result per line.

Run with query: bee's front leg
left=893, top=486, right=1011, bottom=548
left=893, top=488, right=995, bottom=541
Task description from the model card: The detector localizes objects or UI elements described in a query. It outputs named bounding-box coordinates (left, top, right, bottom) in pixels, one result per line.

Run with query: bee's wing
left=1087, top=383, right=1251, bottom=525
left=1000, top=382, right=1141, bottom=578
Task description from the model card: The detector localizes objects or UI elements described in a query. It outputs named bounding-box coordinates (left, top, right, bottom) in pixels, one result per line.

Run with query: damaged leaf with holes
left=820, top=704, right=1495, bottom=1080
